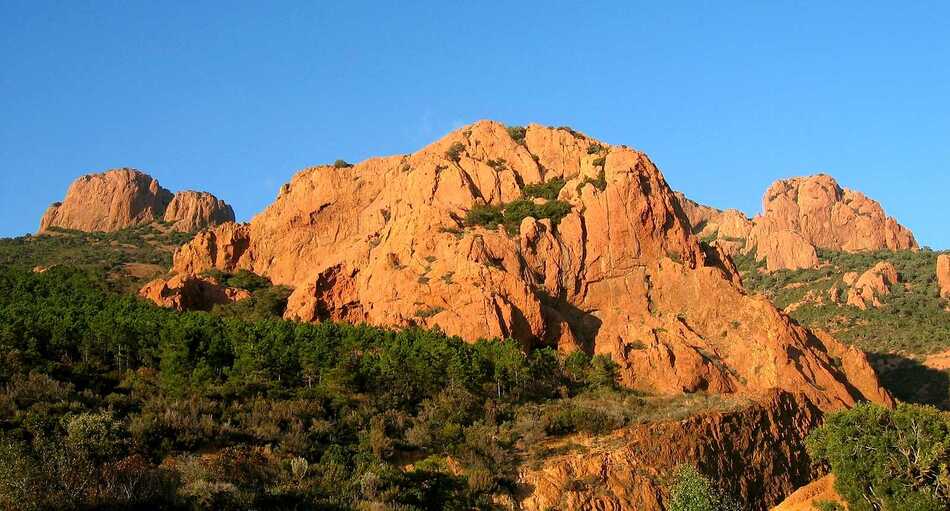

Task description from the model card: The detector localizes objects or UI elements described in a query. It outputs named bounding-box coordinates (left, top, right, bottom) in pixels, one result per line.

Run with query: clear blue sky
left=1, top=2, right=947, bottom=248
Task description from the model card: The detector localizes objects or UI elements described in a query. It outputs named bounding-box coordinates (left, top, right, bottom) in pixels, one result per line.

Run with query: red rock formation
left=39, top=168, right=233, bottom=233
left=160, top=121, right=889, bottom=413
left=846, top=261, right=899, bottom=309
left=771, top=474, right=845, bottom=511
left=745, top=174, right=916, bottom=271
left=163, top=191, right=235, bottom=232
left=518, top=391, right=823, bottom=511
left=40, top=169, right=173, bottom=233
left=139, top=274, right=250, bottom=311
left=937, top=254, right=950, bottom=300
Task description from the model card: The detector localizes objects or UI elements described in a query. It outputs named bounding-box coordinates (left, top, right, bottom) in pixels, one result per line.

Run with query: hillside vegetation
left=0, top=224, right=193, bottom=292
left=0, top=266, right=737, bottom=510
left=735, top=248, right=950, bottom=406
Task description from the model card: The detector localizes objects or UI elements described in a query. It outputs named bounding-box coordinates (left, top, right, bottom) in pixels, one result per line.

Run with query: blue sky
left=1, top=1, right=947, bottom=247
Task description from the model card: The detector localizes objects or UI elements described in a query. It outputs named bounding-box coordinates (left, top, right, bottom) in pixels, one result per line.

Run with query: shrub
left=506, top=126, right=526, bottom=144
left=522, top=177, right=566, bottom=200
left=576, top=168, right=607, bottom=193
left=445, top=142, right=466, bottom=163
left=333, top=159, right=352, bottom=168
left=806, top=402, right=950, bottom=511
left=667, top=464, right=742, bottom=511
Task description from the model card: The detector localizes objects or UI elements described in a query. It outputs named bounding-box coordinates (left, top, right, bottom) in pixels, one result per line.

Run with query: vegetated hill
left=0, top=224, right=192, bottom=292
left=735, top=248, right=950, bottom=407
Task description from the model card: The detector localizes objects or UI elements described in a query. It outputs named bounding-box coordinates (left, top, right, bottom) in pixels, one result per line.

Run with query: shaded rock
left=167, top=121, right=890, bottom=411
left=938, top=254, right=950, bottom=300
left=39, top=168, right=234, bottom=233
left=163, top=190, right=235, bottom=232
left=139, top=274, right=250, bottom=311
left=518, top=391, right=822, bottom=511
left=846, top=261, right=899, bottom=309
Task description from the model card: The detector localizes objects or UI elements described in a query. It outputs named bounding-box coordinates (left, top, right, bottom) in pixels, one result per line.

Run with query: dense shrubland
left=807, top=402, right=950, bottom=511
left=0, top=265, right=729, bottom=510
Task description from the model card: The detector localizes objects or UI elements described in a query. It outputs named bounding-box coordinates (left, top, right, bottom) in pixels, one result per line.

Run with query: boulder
left=139, top=274, right=250, bottom=311
left=846, top=261, right=899, bottom=309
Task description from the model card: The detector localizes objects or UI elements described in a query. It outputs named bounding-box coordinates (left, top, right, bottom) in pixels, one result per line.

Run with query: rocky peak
left=152, top=120, right=890, bottom=412
left=681, top=174, right=918, bottom=271
left=39, top=168, right=234, bottom=233
left=755, top=174, right=916, bottom=253
left=163, top=190, right=235, bottom=232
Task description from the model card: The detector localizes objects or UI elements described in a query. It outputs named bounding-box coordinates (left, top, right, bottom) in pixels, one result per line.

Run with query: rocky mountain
left=679, top=174, right=917, bottom=272
left=39, top=168, right=234, bottom=233
left=152, top=121, right=889, bottom=414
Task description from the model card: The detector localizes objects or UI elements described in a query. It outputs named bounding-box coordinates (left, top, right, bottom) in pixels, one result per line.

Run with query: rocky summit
left=679, top=173, right=917, bottom=271
left=39, top=168, right=234, bottom=233
left=155, top=121, right=889, bottom=412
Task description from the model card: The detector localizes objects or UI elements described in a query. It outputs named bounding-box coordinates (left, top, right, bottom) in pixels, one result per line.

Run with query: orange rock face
left=139, top=274, right=250, bottom=311
left=747, top=174, right=916, bottom=270
left=39, top=168, right=233, bottom=233
left=163, top=191, right=235, bottom=232
left=771, top=474, right=845, bottom=511
left=937, top=254, right=950, bottom=300
left=166, top=121, right=890, bottom=411
left=519, top=391, right=823, bottom=511
left=845, top=261, right=899, bottom=309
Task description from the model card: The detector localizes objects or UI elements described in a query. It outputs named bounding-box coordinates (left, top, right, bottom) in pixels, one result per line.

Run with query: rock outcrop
left=771, top=474, right=845, bottom=511
left=519, top=390, right=822, bottom=511
left=39, top=168, right=234, bottom=233
left=162, top=191, right=235, bottom=233
left=684, top=174, right=917, bottom=272
left=138, top=274, right=250, bottom=311
left=747, top=174, right=916, bottom=271
left=937, top=254, right=950, bottom=300
left=158, top=121, right=890, bottom=413
left=845, top=261, right=899, bottom=309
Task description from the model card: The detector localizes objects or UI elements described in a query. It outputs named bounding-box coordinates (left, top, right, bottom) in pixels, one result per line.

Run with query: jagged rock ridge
left=678, top=174, right=917, bottom=271
left=158, top=121, right=889, bottom=413
left=39, top=168, right=234, bottom=233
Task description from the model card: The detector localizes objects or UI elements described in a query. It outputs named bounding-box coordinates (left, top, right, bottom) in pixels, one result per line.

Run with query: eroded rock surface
left=163, top=191, right=235, bottom=232
left=846, top=261, right=899, bottom=310
left=937, top=254, right=950, bottom=300
left=158, top=121, right=890, bottom=413
left=771, top=474, right=845, bottom=511
left=518, top=391, right=822, bottom=511
left=139, top=274, right=250, bottom=311
left=39, top=168, right=233, bottom=233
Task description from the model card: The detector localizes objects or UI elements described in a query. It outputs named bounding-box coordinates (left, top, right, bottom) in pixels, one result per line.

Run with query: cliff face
left=39, top=168, right=234, bottom=233
left=162, top=190, right=235, bottom=233
left=161, top=121, right=889, bottom=412
left=518, top=391, right=822, bottom=511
